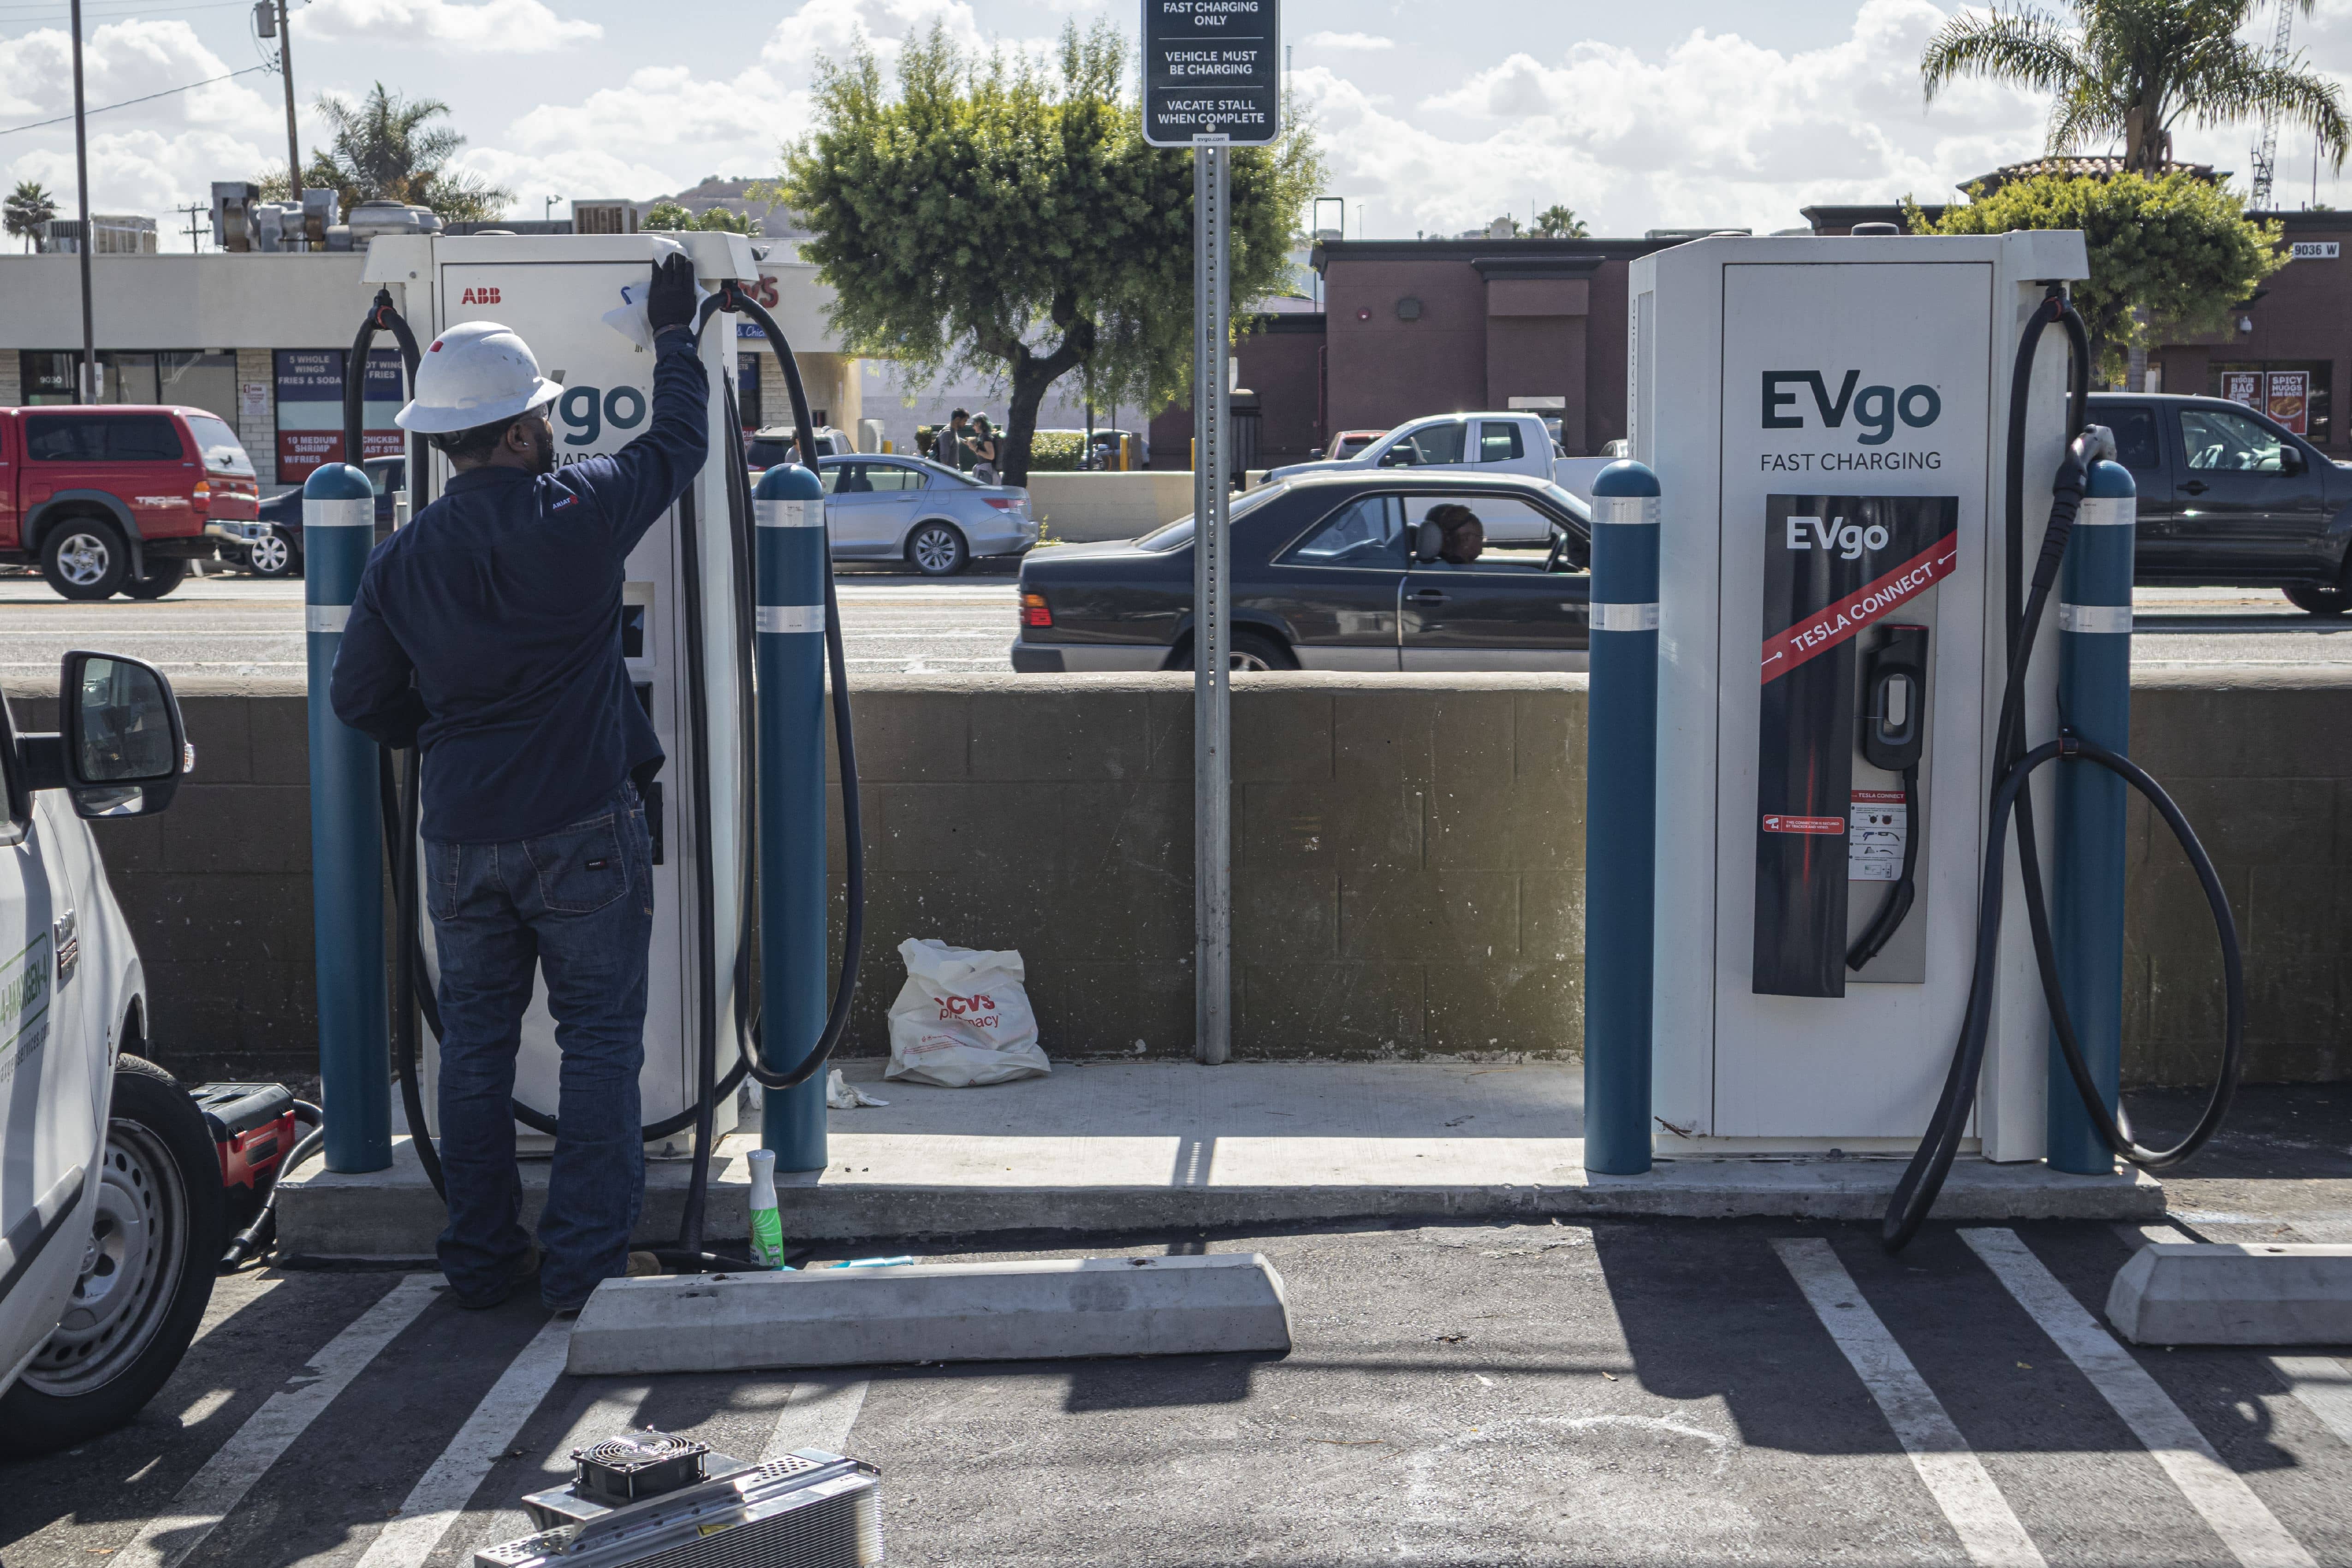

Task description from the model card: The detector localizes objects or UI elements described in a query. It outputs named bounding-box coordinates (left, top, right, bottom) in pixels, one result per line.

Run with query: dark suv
left=2090, top=392, right=2352, bottom=614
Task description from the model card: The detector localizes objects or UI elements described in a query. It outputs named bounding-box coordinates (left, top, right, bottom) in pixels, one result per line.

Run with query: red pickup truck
left=0, top=405, right=259, bottom=600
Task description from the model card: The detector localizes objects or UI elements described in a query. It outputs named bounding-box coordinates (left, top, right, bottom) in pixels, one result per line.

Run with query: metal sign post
left=1143, top=0, right=1278, bottom=1066
left=1192, top=140, right=1232, bottom=1065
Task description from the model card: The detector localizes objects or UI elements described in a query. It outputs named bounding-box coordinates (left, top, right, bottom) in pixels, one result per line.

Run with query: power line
left=0, top=62, right=269, bottom=137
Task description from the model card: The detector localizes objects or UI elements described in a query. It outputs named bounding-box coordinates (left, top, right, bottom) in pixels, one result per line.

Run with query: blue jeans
left=425, top=783, right=653, bottom=1309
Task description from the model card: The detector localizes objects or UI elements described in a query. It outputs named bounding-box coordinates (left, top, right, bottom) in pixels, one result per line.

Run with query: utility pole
left=69, top=0, right=96, bottom=403
left=178, top=202, right=208, bottom=253
left=278, top=0, right=302, bottom=208
left=545, top=195, right=563, bottom=223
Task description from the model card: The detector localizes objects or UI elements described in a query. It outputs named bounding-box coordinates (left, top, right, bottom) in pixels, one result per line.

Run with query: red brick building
left=1152, top=196, right=2352, bottom=470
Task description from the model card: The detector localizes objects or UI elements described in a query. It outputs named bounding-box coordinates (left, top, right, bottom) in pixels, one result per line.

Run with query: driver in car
left=1429, top=503, right=1485, bottom=565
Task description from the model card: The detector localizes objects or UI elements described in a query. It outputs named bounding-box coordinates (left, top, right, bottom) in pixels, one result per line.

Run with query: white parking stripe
left=351, top=1316, right=575, bottom=1568
left=1961, top=1229, right=2317, bottom=1568
left=462, top=1384, right=654, bottom=1559
left=1773, top=1240, right=2045, bottom=1568
left=122, top=1274, right=441, bottom=1568
left=761, top=1378, right=870, bottom=1461
left=2269, top=1358, right=2352, bottom=1451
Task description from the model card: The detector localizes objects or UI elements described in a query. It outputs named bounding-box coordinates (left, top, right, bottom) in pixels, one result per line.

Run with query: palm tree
left=1922, top=0, right=2348, bottom=178
left=1530, top=204, right=1589, bottom=238
left=5, top=181, right=57, bottom=252
left=265, top=83, right=512, bottom=224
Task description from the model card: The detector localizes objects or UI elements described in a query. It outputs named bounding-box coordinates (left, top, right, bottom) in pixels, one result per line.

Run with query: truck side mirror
left=18, top=651, right=191, bottom=818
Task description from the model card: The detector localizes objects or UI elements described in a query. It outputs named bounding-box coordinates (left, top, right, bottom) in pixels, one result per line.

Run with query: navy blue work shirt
left=331, top=327, right=707, bottom=844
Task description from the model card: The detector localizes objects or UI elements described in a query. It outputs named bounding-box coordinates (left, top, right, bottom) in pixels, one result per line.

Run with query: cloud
left=1, top=20, right=290, bottom=218
left=293, top=0, right=601, bottom=53
left=1298, top=0, right=2069, bottom=237
left=1301, top=31, right=1395, bottom=52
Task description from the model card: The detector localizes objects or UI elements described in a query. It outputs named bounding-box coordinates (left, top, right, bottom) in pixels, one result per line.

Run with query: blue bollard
left=304, top=463, right=389, bottom=1173
left=754, top=463, right=831, bottom=1171
left=2049, top=457, right=2136, bottom=1174
left=1583, top=459, right=1662, bottom=1176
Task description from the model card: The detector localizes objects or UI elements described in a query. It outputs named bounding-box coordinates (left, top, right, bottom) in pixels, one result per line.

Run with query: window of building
left=16, top=350, right=239, bottom=417
left=2211, top=361, right=2330, bottom=445
left=737, top=358, right=761, bottom=431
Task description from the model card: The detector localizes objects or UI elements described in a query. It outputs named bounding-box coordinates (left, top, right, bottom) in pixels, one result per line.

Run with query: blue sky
left=6, top=0, right=2352, bottom=243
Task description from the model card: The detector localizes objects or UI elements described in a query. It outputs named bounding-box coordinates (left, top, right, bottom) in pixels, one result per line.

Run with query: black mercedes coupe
left=1010, top=471, right=1596, bottom=672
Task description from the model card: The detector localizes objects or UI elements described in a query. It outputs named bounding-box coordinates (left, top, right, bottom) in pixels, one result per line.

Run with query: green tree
left=643, top=201, right=695, bottom=230
left=1530, top=203, right=1588, bottom=238
left=1921, top=0, right=2347, bottom=179
left=774, top=18, right=1323, bottom=486
left=5, top=180, right=57, bottom=252
left=690, top=206, right=757, bottom=234
left=261, top=83, right=511, bottom=223
left=1905, top=172, right=2284, bottom=379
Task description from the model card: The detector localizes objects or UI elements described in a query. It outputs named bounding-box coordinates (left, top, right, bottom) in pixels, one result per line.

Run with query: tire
left=906, top=520, right=970, bottom=576
left=122, top=558, right=190, bottom=600
left=2282, top=580, right=2352, bottom=617
left=1228, top=630, right=1299, bottom=671
left=247, top=528, right=299, bottom=579
left=0, top=1056, right=224, bottom=1456
left=39, top=517, right=132, bottom=601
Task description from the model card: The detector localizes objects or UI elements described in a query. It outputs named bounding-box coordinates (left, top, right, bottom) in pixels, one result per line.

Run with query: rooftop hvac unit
left=573, top=200, right=637, bottom=236
left=475, top=1434, right=881, bottom=1568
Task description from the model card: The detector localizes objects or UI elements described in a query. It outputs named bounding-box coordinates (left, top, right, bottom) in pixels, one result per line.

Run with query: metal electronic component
left=478, top=1449, right=881, bottom=1568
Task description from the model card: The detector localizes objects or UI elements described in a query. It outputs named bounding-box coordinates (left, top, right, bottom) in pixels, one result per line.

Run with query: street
left=6, top=1088, right=2347, bottom=1568
left=2, top=574, right=2346, bottom=679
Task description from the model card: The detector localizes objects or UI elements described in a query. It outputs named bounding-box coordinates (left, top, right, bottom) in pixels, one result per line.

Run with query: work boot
left=455, top=1242, right=541, bottom=1310
left=545, top=1252, right=665, bottom=1318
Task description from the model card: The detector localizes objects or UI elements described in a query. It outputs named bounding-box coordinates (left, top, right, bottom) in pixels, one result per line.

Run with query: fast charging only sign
left=1143, top=0, right=1281, bottom=145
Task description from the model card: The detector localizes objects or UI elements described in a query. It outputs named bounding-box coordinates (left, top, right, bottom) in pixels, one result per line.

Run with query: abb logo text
left=460, top=286, right=502, bottom=305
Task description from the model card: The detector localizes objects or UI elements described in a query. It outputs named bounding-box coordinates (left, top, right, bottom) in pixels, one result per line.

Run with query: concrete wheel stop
left=566, top=1253, right=1294, bottom=1377
left=2107, top=1242, right=2352, bottom=1345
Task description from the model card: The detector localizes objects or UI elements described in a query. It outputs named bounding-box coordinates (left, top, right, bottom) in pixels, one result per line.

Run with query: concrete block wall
left=2125, top=669, right=2352, bottom=1084
left=1023, top=472, right=1197, bottom=543
left=5, top=670, right=2346, bottom=1089
left=819, top=674, right=1581, bottom=1060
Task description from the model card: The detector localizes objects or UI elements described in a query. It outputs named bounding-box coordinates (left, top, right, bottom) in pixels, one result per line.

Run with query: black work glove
left=647, top=252, right=697, bottom=336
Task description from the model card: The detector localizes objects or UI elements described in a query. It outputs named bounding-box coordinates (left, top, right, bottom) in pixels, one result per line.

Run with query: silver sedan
left=817, top=455, right=1037, bottom=576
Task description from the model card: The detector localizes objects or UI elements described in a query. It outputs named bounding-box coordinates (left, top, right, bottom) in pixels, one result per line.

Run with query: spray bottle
left=746, top=1148, right=787, bottom=1269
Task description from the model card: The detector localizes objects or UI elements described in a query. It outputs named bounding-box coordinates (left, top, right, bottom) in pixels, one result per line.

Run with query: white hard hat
left=396, top=321, right=562, bottom=434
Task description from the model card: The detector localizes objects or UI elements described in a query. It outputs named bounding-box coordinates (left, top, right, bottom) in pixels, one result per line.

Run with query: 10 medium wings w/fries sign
left=1143, top=0, right=1280, bottom=146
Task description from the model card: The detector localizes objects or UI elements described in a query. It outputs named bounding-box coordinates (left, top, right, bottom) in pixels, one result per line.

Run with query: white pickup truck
left=1265, top=412, right=1610, bottom=541
left=0, top=652, right=216, bottom=1455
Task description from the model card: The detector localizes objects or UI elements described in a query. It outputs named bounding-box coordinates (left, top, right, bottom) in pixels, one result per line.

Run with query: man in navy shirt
left=333, top=254, right=704, bottom=1312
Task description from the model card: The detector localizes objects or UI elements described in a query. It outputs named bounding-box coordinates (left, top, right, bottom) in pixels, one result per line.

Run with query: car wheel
left=2282, top=581, right=2352, bottom=617
left=0, top=1056, right=224, bottom=1457
left=121, top=558, right=190, bottom=600
left=906, top=521, right=970, bottom=576
left=39, top=518, right=132, bottom=601
left=1229, top=630, right=1299, bottom=672
left=247, top=528, right=297, bottom=578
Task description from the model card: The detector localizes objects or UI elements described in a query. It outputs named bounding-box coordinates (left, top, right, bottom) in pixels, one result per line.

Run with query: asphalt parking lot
left=6, top=1087, right=2347, bottom=1568
left=1, top=573, right=2346, bottom=682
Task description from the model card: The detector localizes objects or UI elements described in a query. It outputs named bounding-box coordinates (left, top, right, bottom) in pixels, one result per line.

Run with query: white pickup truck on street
left=1264, top=412, right=1613, bottom=541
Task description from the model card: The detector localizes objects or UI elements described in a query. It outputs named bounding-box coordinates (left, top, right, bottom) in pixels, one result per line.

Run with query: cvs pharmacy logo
left=460, top=286, right=502, bottom=305
left=1762, top=371, right=1941, bottom=445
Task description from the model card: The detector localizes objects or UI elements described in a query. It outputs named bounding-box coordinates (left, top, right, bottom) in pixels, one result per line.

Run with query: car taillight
left=984, top=496, right=1022, bottom=511
left=1022, top=591, right=1052, bottom=629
